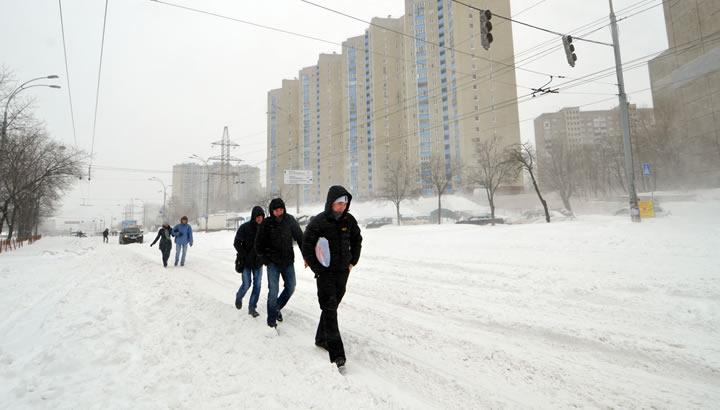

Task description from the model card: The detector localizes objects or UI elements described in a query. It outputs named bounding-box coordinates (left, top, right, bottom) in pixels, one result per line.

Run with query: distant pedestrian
left=172, top=216, right=193, bottom=266
left=150, top=223, right=174, bottom=267
left=255, top=198, right=303, bottom=328
left=234, top=206, right=265, bottom=317
left=302, top=186, right=362, bottom=371
left=102, top=228, right=109, bottom=243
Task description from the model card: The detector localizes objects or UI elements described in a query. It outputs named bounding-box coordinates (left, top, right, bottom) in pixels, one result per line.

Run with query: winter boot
left=277, top=311, right=283, bottom=322
left=235, top=300, right=242, bottom=310
left=249, top=310, right=259, bottom=318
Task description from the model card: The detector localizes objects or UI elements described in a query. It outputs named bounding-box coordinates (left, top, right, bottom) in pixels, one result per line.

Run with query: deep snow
left=1, top=196, right=719, bottom=408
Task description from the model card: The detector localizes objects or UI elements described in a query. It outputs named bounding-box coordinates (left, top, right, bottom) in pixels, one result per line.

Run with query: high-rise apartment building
left=342, top=17, right=408, bottom=199
left=267, top=0, right=524, bottom=205
left=171, top=162, right=261, bottom=216
left=267, top=79, right=300, bottom=202
left=404, top=0, right=522, bottom=193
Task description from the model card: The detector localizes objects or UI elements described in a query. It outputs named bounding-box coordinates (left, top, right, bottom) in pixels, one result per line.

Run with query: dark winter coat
left=302, top=185, right=362, bottom=276
left=151, top=227, right=173, bottom=251
left=234, top=206, right=265, bottom=270
left=255, top=198, right=303, bottom=268
left=102, top=229, right=109, bottom=238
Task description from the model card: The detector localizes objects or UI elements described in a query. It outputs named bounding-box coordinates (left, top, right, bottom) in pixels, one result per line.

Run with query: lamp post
left=1, top=75, right=61, bottom=152
left=148, top=177, right=167, bottom=221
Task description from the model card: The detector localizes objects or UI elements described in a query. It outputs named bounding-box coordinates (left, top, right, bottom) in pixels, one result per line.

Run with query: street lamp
left=190, top=154, right=211, bottom=232
left=148, top=177, right=167, bottom=221
left=1, top=75, right=61, bottom=152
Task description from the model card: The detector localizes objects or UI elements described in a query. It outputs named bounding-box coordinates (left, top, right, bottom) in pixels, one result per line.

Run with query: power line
left=89, top=0, right=110, bottom=179
left=299, top=0, right=560, bottom=79
left=450, top=0, right=613, bottom=46
left=57, top=0, right=78, bottom=147
left=617, top=0, right=681, bottom=23
left=253, top=33, right=720, bottom=171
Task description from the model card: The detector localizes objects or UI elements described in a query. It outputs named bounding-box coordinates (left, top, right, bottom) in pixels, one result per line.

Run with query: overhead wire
left=57, top=0, right=78, bottom=147
left=89, top=0, right=110, bottom=179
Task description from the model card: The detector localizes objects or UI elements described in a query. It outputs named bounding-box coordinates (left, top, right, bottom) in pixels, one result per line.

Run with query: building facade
left=404, top=0, right=523, bottom=194
left=534, top=104, right=655, bottom=193
left=648, top=0, right=720, bottom=186
left=267, top=0, right=523, bottom=205
left=171, top=162, right=262, bottom=217
left=267, top=79, right=300, bottom=202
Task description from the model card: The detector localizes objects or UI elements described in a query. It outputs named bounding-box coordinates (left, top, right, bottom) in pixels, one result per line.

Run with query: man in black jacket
left=234, top=206, right=265, bottom=317
left=302, top=185, right=362, bottom=370
left=255, top=198, right=303, bottom=328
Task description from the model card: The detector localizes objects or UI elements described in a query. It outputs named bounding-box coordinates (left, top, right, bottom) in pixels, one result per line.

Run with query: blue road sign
left=642, top=162, right=651, bottom=176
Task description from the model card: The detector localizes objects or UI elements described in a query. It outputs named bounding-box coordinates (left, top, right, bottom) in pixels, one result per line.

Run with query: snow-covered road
left=1, top=199, right=719, bottom=408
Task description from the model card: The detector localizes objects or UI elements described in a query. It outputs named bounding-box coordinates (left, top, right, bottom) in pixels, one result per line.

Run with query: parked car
left=614, top=205, right=669, bottom=217
left=366, top=217, right=394, bottom=229
left=400, top=216, right=430, bottom=225
left=72, top=231, right=87, bottom=238
left=119, top=226, right=144, bottom=244
left=456, top=214, right=505, bottom=225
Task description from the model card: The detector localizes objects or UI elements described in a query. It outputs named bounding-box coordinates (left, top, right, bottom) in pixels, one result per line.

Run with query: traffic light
left=480, top=9, right=493, bottom=50
left=562, top=35, right=577, bottom=67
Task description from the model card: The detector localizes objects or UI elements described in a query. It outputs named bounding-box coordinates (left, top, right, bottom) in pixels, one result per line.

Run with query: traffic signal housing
left=562, top=35, right=577, bottom=67
left=480, top=9, right=493, bottom=50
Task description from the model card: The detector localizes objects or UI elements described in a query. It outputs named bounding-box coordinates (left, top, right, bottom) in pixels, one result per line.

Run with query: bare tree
left=543, top=140, right=577, bottom=215
left=509, top=142, right=550, bottom=223
left=471, top=136, right=519, bottom=223
left=377, top=157, right=419, bottom=225
left=422, top=154, right=461, bottom=224
left=1, top=130, right=85, bottom=239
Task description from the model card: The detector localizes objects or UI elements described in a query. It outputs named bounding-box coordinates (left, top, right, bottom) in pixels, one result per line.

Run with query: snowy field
left=1, top=195, right=719, bottom=408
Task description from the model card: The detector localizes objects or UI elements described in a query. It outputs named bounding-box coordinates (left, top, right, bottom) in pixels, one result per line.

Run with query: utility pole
left=610, top=0, right=641, bottom=222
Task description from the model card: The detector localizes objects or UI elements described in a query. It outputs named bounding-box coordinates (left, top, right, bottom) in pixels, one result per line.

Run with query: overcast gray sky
left=1, top=0, right=667, bottom=224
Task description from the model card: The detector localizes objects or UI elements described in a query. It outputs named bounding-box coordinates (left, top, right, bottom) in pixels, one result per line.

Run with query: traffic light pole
left=609, top=0, right=640, bottom=222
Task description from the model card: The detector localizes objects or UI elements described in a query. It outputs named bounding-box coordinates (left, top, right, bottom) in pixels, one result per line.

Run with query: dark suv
left=119, top=226, right=144, bottom=244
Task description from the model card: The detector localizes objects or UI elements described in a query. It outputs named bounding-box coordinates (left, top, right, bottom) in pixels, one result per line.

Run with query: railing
left=0, top=235, right=42, bottom=254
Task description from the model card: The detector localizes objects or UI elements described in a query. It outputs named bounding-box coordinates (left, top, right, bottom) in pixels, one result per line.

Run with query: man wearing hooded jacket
left=234, top=206, right=265, bottom=317
left=255, top=198, right=303, bottom=328
left=302, top=185, right=362, bottom=369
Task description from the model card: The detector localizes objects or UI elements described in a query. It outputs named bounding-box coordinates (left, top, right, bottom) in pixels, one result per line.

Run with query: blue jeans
left=175, top=243, right=188, bottom=266
left=266, top=263, right=296, bottom=326
left=236, top=266, right=263, bottom=312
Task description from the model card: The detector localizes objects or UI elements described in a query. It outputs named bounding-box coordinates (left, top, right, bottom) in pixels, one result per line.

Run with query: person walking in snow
left=255, top=198, right=303, bottom=328
left=234, top=206, right=265, bottom=317
left=150, top=223, right=174, bottom=267
left=302, top=186, right=362, bottom=370
left=172, top=216, right=193, bottom=267
left=102, top=228, right=109, bottom=243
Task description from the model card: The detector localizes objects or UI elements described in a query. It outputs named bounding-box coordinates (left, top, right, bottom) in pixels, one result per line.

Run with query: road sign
left=284, top=169, right=313, bottom=185
left=642, top=162, right=651, bottom=176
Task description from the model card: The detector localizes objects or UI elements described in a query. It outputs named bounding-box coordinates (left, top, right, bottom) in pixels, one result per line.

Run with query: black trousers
left=161, top=247, right=171, bottom=266
left=315, top=270, right=349, bottom=363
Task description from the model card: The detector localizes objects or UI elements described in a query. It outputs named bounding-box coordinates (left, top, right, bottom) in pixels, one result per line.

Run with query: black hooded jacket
left=302, top=185, right=362, bottom=275
left=151, top=226, right=173, bottom=251
left=234, top=206, right=265, bottom=269
left=255, top=198, right=303, bottom=267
